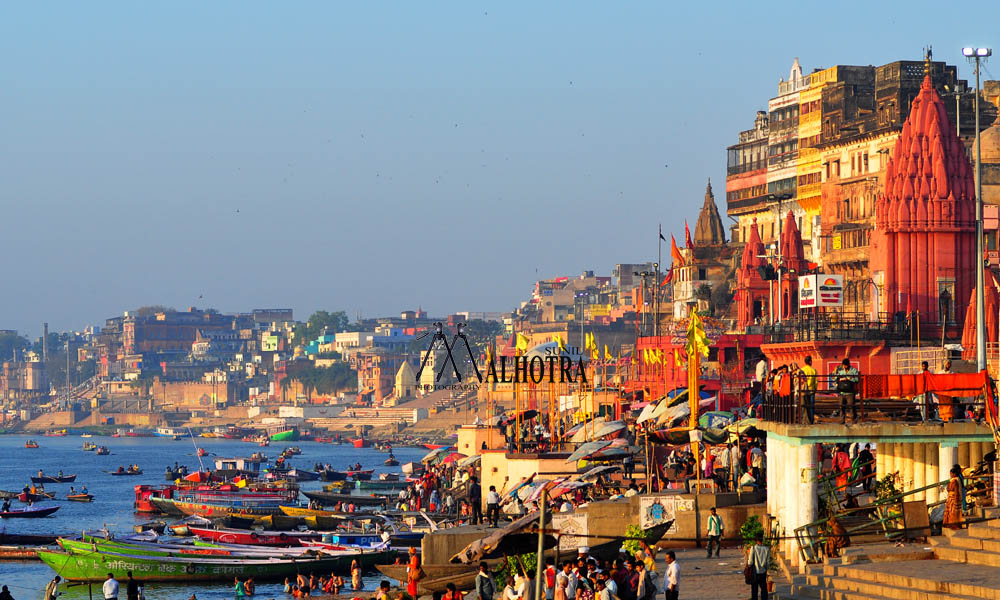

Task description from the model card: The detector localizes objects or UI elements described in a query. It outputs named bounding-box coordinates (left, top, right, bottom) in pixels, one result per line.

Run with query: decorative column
left=959, top=442, right=970, bottom=469
left=901, top=443, right=914, bottom=492
left=940, top=442, right=959, bottom=483
left=876, top=441, right=885, bottom=483
left=925, top=443, right=940, bottom=505
left=970, top=441, right=983, bottom=468
left=912, top=442, right=926, bottom=501
left=797, top=442, right=819, bottom=527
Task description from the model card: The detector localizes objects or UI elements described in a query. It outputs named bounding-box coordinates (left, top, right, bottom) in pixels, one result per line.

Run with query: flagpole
left=657, top=224, right=662, bottom=338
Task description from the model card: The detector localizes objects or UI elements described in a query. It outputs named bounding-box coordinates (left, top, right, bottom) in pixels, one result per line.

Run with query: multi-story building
left=122, top=308, right=235, bottom=356
left=727, top=111, right=769, bottom=245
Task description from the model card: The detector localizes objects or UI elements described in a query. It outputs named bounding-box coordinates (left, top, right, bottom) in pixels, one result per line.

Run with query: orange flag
left=685, top=221, right=694, bottom=248
left=671, top=234, right=686, bottom=267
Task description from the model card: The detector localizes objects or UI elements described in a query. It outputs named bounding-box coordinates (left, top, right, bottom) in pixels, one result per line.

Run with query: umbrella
left=699, top=411, right=735, bottom=429
left=578, top=465, right=620, bottom=480
left=516, top=409, right=538, bottom=421
left=486, top=414, right=508, bottom=427
left=456, top=454, right=482, bottom=469
left=421, top=446, right=454, bottom=464
left=565, top=440, right=612, bottom=462
left=440, top=452, right=467, bottom=465
left=546, top=480, right=591, bottom=500
left=587, top=420, right=627, bottom=441
left=569, top=417, right=610, bottom=442
left=566, top=416, right=606, bottom=439
left=634, top=399, right=663, bottom=424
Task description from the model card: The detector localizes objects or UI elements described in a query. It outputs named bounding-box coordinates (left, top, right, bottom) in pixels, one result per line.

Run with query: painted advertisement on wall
left=551, top=513, right=589, bottom=551
left=638, top=495, right=680, bottom=534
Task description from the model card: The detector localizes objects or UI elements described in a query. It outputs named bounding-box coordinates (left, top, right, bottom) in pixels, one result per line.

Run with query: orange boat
left=24, top=440, right=39, bottom=449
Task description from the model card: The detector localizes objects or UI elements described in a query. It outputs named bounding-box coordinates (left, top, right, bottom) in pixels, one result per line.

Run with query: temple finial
left=924, top=45, right=933, bottom=76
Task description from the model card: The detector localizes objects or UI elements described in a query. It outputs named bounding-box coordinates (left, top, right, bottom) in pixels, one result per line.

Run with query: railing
left=757, top=372, right=991, bottom=425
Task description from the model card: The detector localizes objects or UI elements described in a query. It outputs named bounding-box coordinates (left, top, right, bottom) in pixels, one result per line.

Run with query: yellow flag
left=674, top=348, right=683, bottom=367
left=236, top=478, right=248, bottom=488
left=643, top=349, right=650, bottom=365
left=553, top=335, right=568, bottom=353
left=605, top=345, right=613, bottom=361
left=685, top=308, right=711, bottom=358
left=515, top=333, right=529, bottom=352
left=657, top=349, right=666, bottom=365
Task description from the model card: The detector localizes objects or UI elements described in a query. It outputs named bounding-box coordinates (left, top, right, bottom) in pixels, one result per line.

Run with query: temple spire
left=694, top=178, right=727, bottom=245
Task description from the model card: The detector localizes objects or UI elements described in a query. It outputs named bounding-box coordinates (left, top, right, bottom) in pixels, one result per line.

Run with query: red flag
left=685, top=221, right=694, bottom=248
left=660, top=266, right=674, bottom=287
left=670, top=235, right=685, bottom=266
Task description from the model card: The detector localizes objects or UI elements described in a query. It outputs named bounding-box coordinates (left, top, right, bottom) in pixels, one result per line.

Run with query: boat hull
left=1, top=506, right=60, bottom=518
left=38, top=548, right=392, bottom=582
left=302, top=490, right=387, bottom=507
left=31, top=475, right=77, bottom=484
left=269, top=429, right=299, bottom=442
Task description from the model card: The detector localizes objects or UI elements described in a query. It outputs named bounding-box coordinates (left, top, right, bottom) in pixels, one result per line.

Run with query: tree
left=0, top=332, right=29, bottom=361
left=131, top=305, right=175, bottom=318
left=293, top=310, right=352, bottom=344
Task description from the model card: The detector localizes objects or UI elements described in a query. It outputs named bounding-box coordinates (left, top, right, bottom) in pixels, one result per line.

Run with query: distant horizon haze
left=2, top=2, right=997, bottom=336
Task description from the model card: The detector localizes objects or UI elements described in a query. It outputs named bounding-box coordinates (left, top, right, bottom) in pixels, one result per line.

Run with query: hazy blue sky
left=2, top=2, right=999, bottom=336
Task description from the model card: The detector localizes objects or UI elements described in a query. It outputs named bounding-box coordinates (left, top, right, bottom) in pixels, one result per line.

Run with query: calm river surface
left=0, top=434, right=428, bottom=600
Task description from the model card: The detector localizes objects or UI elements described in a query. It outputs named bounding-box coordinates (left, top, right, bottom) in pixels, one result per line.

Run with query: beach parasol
left=440, top=452, right=467, bottom=465
left=586, top=420, right=627, bottom=441
left=565, top=440, right=612, bottom=462
left=421, top=446, right=455, bottom=464
left=577, top=465, right=620, bottom=480
left=569, top=416, right=610, bottom=442
left=698, top=411, right=735, bottom=429
left=456, top=454, right=482, bottom=469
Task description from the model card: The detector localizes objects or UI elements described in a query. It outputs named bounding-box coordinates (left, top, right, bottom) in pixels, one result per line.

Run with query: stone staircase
left=787, top=509, right=1000, bottom=599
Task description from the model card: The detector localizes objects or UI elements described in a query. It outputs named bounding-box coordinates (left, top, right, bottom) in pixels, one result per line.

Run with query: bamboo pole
left=535, top=489, right=547, bottom=600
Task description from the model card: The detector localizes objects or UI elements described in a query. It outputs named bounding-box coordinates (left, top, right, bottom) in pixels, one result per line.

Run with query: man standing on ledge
left=800, top=356, right=818, bottom=424
left=103, top=573, right=119, bottom=600
left=468, top=476, right=483, bottom=525
left=834, top=358, right=860, bottom=424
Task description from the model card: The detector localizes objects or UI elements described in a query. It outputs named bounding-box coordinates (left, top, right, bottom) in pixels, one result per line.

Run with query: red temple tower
left=778, top=211, right=808, bottom=319
left=735, top=219, right=770, bottom=327
left=870, top=72, right=976, bottom=332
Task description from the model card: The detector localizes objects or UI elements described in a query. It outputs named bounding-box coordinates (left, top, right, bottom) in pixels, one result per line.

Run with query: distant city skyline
left=2, top=2, right=998, bottom=335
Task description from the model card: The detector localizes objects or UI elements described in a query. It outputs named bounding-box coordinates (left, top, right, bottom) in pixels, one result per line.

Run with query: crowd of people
left=281, top=564, right=369, bottom=597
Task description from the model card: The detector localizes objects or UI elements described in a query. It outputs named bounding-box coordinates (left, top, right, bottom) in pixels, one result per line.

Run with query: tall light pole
left=964, top=46, right=991, bottom=371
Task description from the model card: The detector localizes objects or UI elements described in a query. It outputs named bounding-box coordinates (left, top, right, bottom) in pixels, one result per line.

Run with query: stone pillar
left=940, top=443, right=959, bottom=482
left=912, top=442, right=926, bottom=501
left=797, top=442, right=819, bottom=527
left=925, top=443, right=941, bottom=505
left=959, top=442, right=970, bottom=469
left=875, top=441, right=885, bottom=482
left=884, top=442, right=896, bottom=479
left=901, top=442, right=914, bottom=492
left=970, top=441, right=983, bottom=468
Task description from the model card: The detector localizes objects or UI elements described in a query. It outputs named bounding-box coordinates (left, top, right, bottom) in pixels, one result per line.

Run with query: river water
left=0, top=434, right=429, bottom=600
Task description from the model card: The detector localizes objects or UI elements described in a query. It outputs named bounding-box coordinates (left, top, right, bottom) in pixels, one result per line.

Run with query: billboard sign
left=799, top=274, right=843, bottom=308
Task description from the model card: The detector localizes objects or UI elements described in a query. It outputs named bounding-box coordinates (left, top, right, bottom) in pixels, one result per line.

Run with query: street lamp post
left=963, top=46, right=991, bottom=371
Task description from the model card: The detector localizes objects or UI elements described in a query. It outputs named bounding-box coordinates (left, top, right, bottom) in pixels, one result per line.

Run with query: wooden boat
left=0, top=491, right=20, bottom=500
left=302, top=490, right=387, bottom=507
left=384, top=457, right=400, bottom=466
left=80, top=434, right=92, bottom=438
left=44, top=429, right=68, bottom=437
left=158, top=498, right=286, bottom=518
left=133, top=521, right=167, bottom=534
left=423, top=443, right=448, bottom=450
left=286, top=468, right=320, bottom=481
left=1, top=505, right=59, bottom=518
left=346, top=469, right=374, bottom=481
left=108, top=468, right=143, bottom=476
left=188, top=526, right=322, bottom=546
left=24, top=440, right=39, bottom=449
left=0, top=532, right=58, bottom=544
left=96, top=446, right=110, bottom=455
left=18, top=491, right=55, bottom=502
left=32, top=473, right=77, bottom=484
left=38, top=545, right=392, bottom=582
left=279, top=505, right=340, bottom=518
left=351, top=438, right=369, bottom=448
left=82, top=442, right=97, bottom=451
left=67, top=493, right=93, bottom=502
left=401, top=461, right=422, bottom=475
